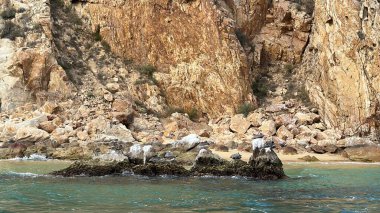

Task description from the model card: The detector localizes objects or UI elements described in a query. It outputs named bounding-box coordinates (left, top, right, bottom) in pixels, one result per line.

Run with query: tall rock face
left=250, top=0, right=313, bottom=65
left=301, top=0, right=380, bottom=138
left=0, top=0, right=72, bottom=112
left=74, top=0, right=255, bottom=116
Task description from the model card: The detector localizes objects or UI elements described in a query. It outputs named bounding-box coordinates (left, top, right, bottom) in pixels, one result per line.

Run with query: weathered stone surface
left=301, top=0, right=380, bottom=138
left=230, top=114, right=251, bottom=134
left=276, top=125, right=294, bottom=140
left=14, top=127, right=50, bottom=144
left=76, top=0, right=254, bottom=116
left=344, top=145, right=380, bottom=162
left=259, top=120, right=277, bottom=136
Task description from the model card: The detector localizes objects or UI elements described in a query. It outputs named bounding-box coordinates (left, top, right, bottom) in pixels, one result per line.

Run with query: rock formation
left=301, top=0, right=380, bottom=139
left=1, top=0, right=380, bottom=168
left=73, top=0, right=255, bottom=116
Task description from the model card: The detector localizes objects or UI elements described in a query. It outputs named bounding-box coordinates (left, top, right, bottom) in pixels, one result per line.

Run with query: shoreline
left=211, top=149, right=350, bottom=163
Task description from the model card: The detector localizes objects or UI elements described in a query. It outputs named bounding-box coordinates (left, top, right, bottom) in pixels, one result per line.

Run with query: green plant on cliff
left=136, top=64, right=158, bottom=85
left=187, top=108, right=199, bottom=121
left=237, top=103, right=254, bottom=117
left=93, top=25, right=102, bottom=42
left=1, top=8, right=16, bottom=20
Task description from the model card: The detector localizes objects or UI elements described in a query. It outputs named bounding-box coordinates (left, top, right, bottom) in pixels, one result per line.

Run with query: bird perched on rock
left=230, top=153, right=242, bottom=160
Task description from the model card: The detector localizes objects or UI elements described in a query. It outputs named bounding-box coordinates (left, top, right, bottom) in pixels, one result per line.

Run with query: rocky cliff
left=301, top=0, right=380, bottom=139
left=73, top=0, right=255, bottom=116
left=0, top=0, right=379, bottom=163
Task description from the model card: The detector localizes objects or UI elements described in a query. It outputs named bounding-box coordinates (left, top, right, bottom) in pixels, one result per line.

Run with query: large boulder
left=14, top=127, right=50, bottom=144
left=230, top=114, right=251, bottom=134
left=171, top=134, right=200, bottom=152
left=344, top=145, right=380, bottom=162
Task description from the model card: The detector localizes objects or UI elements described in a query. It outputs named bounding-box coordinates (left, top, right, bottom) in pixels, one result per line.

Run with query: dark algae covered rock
left=51, top=146, right=286, bottom=180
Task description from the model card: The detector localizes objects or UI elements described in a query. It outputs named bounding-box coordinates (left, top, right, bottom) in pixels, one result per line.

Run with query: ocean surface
left=0, top=158, right=380, bottom=212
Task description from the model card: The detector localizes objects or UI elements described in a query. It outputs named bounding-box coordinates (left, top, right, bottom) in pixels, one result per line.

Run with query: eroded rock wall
left=0, top=0, right=72, bottom=112
left=301, top=0, right=380, bottom=139
left=74, top=0, right=255, bottom=116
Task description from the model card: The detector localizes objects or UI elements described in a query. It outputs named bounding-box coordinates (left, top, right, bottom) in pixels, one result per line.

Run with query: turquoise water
left=0, top=161, right=380, bottom=212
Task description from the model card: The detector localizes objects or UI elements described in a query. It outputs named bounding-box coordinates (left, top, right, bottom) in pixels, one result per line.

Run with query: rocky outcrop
left=51, top=147, right=286, bottom=179
left=0, top=0, right=72, bottom=112
left=73, top=0, right=254, bottom=116
left=301, top=0, right=380, bottom=139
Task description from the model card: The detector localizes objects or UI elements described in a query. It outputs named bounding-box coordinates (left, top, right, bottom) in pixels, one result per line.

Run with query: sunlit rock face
left=300, top=0, right=380, bottom=139
left=0, top=0, right=72, bottom=112
left=74, top=0, right=255, bottom=117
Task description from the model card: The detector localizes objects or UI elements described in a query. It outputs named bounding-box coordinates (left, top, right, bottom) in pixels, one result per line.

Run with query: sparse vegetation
left=291, top=0, right=315, bottom=15
left=1, top=8, right=16, bottom=20
left=237, top=103, right=255, bottom=117
left=252, top=76, right=270, bottom=100
left=0, top=21, right=25, bottom=40
left=101, top=40, right=111, bottom=52
left=86, top=91, right=95, bottom=99
left=97, top=72, right=106, bottom=83
left=284, top=63, right=295, bottom=78
left=187, top=108, right=199, bottom=121
left=93, top=25, right=102, bottom=42
left=136, top=64, right=158, bottom=85
left=235, top=29, right=250, bottom=47
left=284, top=82, right=312, bottom=106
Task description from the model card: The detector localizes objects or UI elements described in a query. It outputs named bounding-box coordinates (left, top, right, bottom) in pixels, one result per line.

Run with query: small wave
left=4, top=171, right=45, bottom=178
left=8, top=154, right=48, bottom=161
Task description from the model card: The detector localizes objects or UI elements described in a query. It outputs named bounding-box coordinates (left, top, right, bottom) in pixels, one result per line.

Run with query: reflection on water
left=0, top=161, right=379, bottom=212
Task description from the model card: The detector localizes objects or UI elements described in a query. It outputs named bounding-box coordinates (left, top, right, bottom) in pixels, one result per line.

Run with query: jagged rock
left=249, top=147, right=286, bottom=180
left=230, top=114, right=251, bottom=134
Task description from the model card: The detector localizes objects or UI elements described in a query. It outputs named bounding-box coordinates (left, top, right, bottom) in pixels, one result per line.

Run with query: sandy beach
left=211, top=149, right=349, bottom=163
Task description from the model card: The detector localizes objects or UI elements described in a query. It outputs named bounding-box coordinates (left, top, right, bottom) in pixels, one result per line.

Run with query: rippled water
left=0, top=160, right=380, bottom=212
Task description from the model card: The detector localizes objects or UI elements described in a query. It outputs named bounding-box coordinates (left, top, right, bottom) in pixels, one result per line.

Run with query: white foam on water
left=8, top=154, right=48, bottom=161
left=5, top=171, right=44, bottom=178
